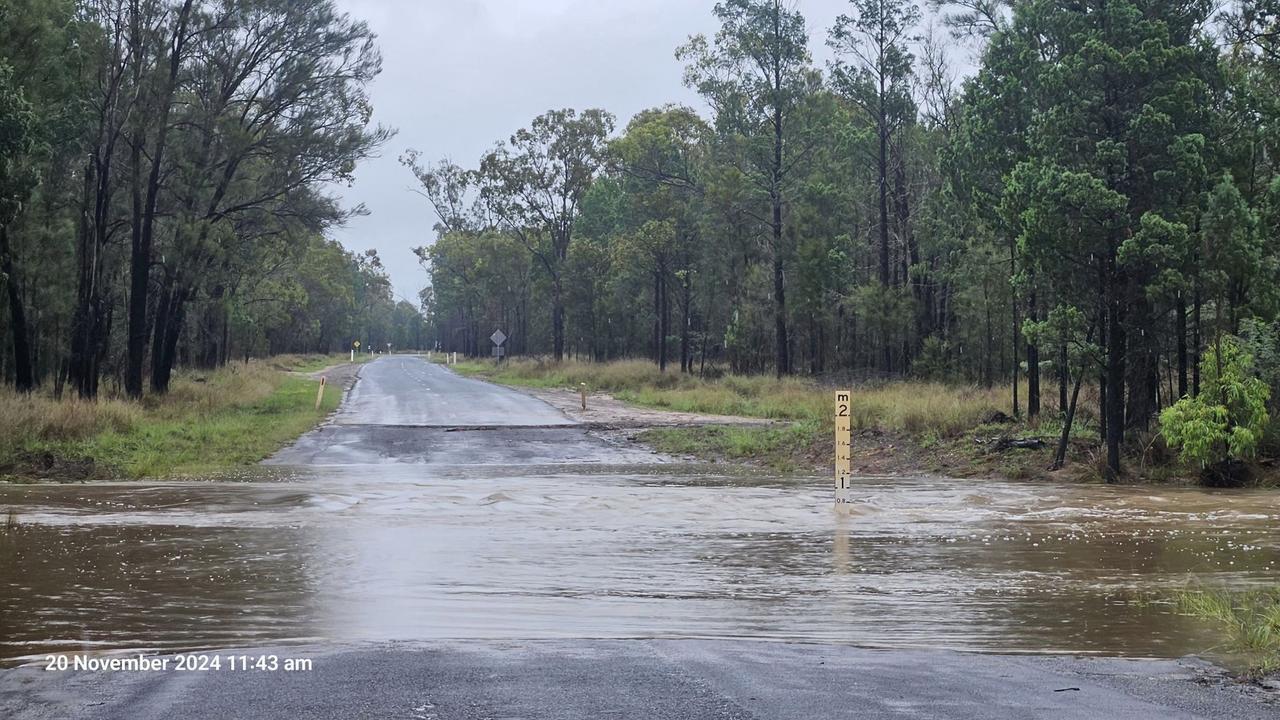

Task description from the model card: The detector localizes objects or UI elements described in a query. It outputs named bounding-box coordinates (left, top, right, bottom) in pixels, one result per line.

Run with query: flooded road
left=1, top=357, right=1277, bottom=669
left=3, top=468, right=1278, bottom=664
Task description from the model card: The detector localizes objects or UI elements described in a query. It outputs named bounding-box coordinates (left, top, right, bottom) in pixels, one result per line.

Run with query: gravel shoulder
left=298, top=362, right=364, bottom=390
left=512, top=385, right=782, bottom=429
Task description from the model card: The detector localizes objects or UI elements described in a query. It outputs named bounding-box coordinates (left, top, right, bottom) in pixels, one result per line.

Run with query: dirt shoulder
left=296, top=362, right=363, bottom=390
left=520, top=386, right=782, bottom=429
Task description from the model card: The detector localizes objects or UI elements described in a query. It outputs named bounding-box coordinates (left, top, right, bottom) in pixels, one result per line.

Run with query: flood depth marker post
left=835, top=390, right=852, bottom=511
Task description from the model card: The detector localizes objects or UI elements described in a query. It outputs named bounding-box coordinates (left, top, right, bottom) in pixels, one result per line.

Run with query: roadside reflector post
left=580, top=383, right=587, bottom=411
left=835, top=390, right=852, bottom=511
left=315, top=376, right=327, bottom=410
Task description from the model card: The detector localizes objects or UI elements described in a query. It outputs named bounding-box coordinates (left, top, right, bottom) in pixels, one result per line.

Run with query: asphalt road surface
left=3, top=641, right=1275, bottom=720
left=2, top=357, right=1276, bottom=719
left=268, top=357, right=658, bottom=466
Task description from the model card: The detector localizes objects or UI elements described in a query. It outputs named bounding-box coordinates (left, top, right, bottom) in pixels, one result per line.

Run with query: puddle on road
left=1, top=469, right=1277, bottom=664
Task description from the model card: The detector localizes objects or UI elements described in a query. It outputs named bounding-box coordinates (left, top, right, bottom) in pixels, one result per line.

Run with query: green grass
left=0, top=361, right=340, bottom=480
left=453, top=358, right=1008, bottom=472
left=1178, top=588, right=1280, bottom=677
left=454, top=358, right=1004, bottom=434
left=272, top=352, right=372, bottom=374
left=640, top=422, right=824, bottom=471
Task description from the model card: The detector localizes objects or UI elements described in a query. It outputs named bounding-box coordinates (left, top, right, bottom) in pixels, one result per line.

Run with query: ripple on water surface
left=1, top=469, right=1278, bottom=663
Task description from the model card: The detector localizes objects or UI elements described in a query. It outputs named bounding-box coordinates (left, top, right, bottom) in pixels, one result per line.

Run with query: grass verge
left=1178, top=588, right=1280, bottom=678
left=270, top=352, right=373, bottom=374
left=453, top=358, right=1010, bottom=473
left=0, top=360, right=341, bottom=481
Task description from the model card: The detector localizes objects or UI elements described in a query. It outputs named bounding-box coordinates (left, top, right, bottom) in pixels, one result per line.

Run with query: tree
left=611, top=105, right=711, bottom=372
left=679, top=0, right=819, bottom=377
left=1161, top=337, right=1270, bottom=485
left=829, top=0, right=920, bottom=373
left=0, top=63, right=37, bottom=391
left=123, top=0, right=197, bottom=399
left=474, top=108, right=614, bottom=362
left=990, top=0, right=1217, bottom=480
left=146, top=0, right=389, bottom=392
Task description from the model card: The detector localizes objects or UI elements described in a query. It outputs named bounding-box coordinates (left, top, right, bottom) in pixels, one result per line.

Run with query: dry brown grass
left=0, top=361, right=282, bottom=454
left=455, top=357, right=1005, bottom=438
left=0, top=392, right=140, bottom=451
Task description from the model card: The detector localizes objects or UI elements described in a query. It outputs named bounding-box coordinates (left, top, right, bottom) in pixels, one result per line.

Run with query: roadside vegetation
left=408, top=1, right=1280, bottom=488
left=455, top=358, right=1029, bottom=473
left=0, top=358, right=341, bottom=481
left=454, top=357, right=1280, bottom=483
left=1178, top=589, right=1280, bottom=678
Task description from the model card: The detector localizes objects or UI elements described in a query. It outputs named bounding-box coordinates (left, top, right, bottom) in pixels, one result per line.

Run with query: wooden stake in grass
left=315, top=376, right=327, bottom=411
left=835, top=390, right=852, bottom=511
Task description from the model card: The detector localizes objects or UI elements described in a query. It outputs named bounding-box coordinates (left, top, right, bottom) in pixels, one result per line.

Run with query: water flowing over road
left=2, top=356, right=1277, bottom=718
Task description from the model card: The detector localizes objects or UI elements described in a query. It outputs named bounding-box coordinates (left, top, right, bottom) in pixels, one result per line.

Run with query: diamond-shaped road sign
left=490, top=330, right=507, bottom=347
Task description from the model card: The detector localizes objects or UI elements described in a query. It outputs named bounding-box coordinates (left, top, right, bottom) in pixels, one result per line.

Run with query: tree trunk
left=1058, top=342, right=1068, bottom=414
left=772, top=251, right=788, bottom=377
left=1176, top=295, right=1188, bottom=398
left=1192, top=274, right=1201, bottom=397
left=877, top=124, right=891, bottom=375
left=659, top=268, right=670, bottom=372
left=653, top=269, right=662, bottom=366
left=152, top=288, right=187, bottom=394
left=772, top=117, right=790, bottom=378
left=126, top=0, right=195, bottom=399
left=894, top=147, right=926, bottom=356
left=680, top=273, right=692, bottom=373
left=1027, top=283, right=1040, bottom=419
left=552, top=281, right=565, bottom=363
left=1104, top=261, right=1126, bottom=482
left=0, top=225, right=35, bottom=392
left=1009, top=236, right=1019, bottom=418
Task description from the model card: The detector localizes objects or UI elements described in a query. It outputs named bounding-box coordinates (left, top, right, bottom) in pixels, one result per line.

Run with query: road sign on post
left=835, top=391, right=852, bottom=511
left=491, top=330, right=508, bottom=363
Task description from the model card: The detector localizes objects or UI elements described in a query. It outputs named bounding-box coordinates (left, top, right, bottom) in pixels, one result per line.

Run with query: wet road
left=330, top=357, right=576, bottom=427
left=2, top=357, right=1278, bottom=718
left=268, top=357, right=655, bottom=466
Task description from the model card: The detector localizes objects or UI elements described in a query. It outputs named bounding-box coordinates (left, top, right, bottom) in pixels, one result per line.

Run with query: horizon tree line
left=406, top=0, right=1280, bottom=480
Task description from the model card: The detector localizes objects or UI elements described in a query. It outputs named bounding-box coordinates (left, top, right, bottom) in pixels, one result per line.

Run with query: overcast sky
left=327, top=0, right=956, bottom=305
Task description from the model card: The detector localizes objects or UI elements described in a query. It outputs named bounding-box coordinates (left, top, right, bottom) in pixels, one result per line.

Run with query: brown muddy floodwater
left=1, top=467, right=1277, bottom=665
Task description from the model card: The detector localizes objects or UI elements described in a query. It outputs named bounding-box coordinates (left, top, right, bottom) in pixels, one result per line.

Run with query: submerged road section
left=2, top=356, right=1278, bottom=718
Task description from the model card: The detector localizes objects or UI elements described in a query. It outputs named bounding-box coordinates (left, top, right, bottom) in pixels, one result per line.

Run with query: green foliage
left=1178, top=588, right=1280, bottom=676
left=1160, top=338, right=1271, bottom=466
left=0, top=63, right=36, bottom=225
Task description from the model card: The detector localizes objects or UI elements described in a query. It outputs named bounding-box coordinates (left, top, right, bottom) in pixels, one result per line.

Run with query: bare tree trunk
left=1174, top=294, right=1188, bottom=398
left=1192, top=273, right=1201, bottom=397
left=552, top=282, right=565, bottom=363
left=0, top=225, right=35, bottom=391
left=1009, top=236, right=1019, bottom=418
left=1027, top=283, right=1040, bottom=419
